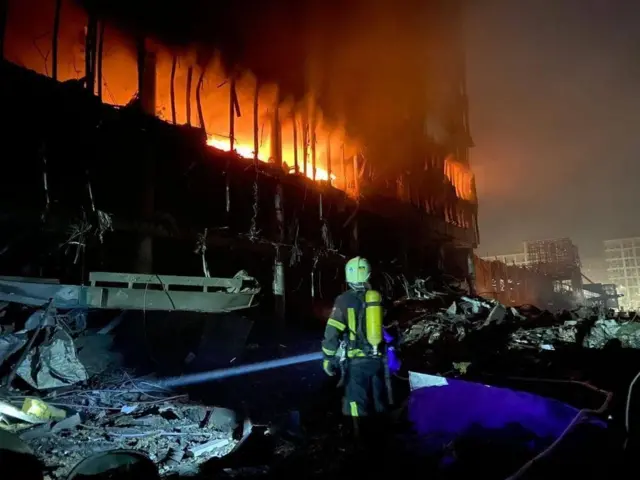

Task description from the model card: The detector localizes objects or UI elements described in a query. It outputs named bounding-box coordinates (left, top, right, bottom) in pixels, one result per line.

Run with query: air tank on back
left=365, top=290, right=383, bottom=355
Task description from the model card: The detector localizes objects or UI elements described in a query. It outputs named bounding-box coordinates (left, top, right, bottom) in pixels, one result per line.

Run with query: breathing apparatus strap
left=335, top=311, right=361, bottom=388
left=336, top=339, right=349, bottom=388
left=336, top=294, right=382, bottom=389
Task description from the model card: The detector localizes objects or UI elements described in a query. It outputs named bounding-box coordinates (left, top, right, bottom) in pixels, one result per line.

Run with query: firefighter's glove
left=383, top=328, right=394, bottom=344
left=387, top=347, right=401, bottom=374
left=323, top=359, right=337, bottom=376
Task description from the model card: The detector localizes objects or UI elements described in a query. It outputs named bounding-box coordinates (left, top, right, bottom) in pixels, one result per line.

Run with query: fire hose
left=624, top=369, right=640, bottom=450
left=502, top=376, right=613, bottom=480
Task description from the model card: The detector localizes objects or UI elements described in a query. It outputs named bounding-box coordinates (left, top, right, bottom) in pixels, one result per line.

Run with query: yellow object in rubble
left=365, top=290, right=383, bottom=354
left=22, top=397, right=66, bottom=421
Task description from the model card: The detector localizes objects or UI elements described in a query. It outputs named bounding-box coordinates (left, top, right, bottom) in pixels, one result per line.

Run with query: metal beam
left=0, top=272, right=258, bottom=313
left=89, top=272, right=243, bottom=291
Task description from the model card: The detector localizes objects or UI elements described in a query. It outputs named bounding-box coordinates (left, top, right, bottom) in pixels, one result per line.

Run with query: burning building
left=0, top=0, right=479, bottom=319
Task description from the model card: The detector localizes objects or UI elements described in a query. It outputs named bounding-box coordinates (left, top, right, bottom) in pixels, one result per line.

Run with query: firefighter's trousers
left=342, top=357, right=386, bottom=417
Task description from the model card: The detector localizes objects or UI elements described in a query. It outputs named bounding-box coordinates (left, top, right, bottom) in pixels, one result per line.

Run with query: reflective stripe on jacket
left=322, top=289, right=377, bottom=359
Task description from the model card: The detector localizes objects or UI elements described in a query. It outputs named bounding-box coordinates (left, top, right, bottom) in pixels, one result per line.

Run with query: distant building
left=524, top=238, right=582, bottom=299
left=480, top=251, right=529, bottom=266
left=524, top=238, right=580, bottom=273
left=581, top=257, right=610, bottom=285
left=582, top=283, right=620, bottom=310
left=481, top=238, right=583, bottom=302
left=604, top=237, right=640, bottom=310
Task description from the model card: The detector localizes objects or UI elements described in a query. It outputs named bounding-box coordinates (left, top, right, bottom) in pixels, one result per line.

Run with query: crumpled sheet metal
left=401, top=315, right=468, bottom=346
left=0, top=332, right=27, bottom=366
left=75, top=334, right=122, bottom=377
left=228, top=270, right=261, bottom=294
left=17, top=328, right=88, bottom=389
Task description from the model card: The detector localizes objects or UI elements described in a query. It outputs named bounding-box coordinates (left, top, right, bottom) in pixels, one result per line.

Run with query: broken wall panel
left=473, top=256, right=575, bottom=309
left=0, top=272, right=258, bottom=312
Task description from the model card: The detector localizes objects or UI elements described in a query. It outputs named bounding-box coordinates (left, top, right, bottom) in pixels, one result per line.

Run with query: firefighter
left=321, top=256, right=394, bottom=438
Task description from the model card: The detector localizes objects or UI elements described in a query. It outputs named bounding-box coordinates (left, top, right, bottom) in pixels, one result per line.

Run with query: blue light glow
left=157, top=351, right=323, bottom=388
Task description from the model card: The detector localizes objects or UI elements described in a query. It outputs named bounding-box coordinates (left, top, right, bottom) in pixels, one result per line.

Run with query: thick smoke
left=466, top=0, right=640, bottom=256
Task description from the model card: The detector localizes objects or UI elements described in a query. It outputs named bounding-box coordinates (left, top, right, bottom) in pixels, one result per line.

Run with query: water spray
left=157, top=351, right=323, bottom=389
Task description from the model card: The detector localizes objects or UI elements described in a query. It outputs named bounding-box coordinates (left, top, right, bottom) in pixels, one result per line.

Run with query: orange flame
left=205, top=136, right=337, bottom=182
left=3, top=0, right=353, bottom=191
left=3, top=0, right=474, bottom=206
left=444, top=155, right=476, bottom=202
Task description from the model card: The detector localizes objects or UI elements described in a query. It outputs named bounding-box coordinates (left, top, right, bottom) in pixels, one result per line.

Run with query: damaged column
left=273, top=183, right=286, bottom=326
left=270, top=85, right=285, bottom=324
left=135, top=38, right=157, bottom=274
left=270, top=87, right=282, bottom=167
left=350, top=153, right=360, bottom=252
left=84, top=7, right=98, bottom=94
left=467, top=250, right=477, bottom=295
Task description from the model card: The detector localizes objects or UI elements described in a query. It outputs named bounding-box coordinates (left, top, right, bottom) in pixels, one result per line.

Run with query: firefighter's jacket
left=322, top=289, right=380, bottom=360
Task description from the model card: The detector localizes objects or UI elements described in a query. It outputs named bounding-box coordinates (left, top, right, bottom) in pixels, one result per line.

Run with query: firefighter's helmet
left=345, top=256, right=371, bottom=285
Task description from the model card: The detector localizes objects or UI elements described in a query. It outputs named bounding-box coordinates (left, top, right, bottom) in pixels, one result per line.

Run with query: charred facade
left=0, top=0, right=478, bottom=320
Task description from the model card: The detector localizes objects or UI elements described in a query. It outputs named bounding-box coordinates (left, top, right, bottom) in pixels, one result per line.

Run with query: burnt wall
left=0, top=60, right=477, bottom=324
left=474, top=257, right=575, bottom=309
left=2, top=0, right=473, bottom=197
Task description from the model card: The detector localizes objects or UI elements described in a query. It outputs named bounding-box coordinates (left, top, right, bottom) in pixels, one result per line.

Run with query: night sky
left=466, top=0, right=640, bottom=258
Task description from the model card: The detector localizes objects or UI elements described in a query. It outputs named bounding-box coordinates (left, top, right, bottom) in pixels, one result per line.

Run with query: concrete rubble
left=0, top=301, right=246, bottom=478
left=0, top=279, right=636, bottom=478
left=394, top=281, right=640, bottom=356
left=0, top=372, right=243, bottom=478
left=1, top=395, right=266, bottom=478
